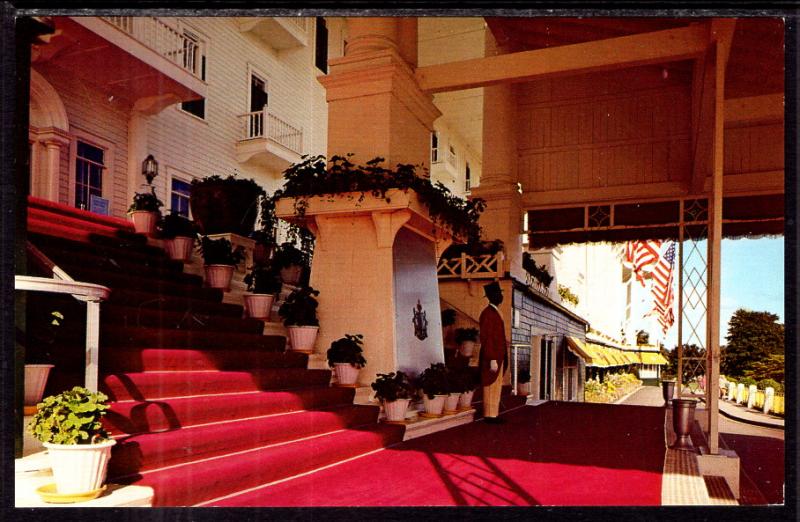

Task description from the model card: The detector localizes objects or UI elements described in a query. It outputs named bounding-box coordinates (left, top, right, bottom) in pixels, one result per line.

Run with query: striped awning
left=640, top=352, right=669, bottom=365
left=567, top=337, right=636, bottom=368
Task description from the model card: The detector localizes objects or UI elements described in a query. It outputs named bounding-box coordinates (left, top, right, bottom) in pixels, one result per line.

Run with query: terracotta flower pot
left=383, top=399, right=410, bottom=422
left=333, top=363, right=360, bottom=386
left=44, top=439, right=116, bottom=495
left=24, top=364, right=54, bottom=406
left=130, top=211, right=159, bottom=236
left=164, top=236, right=195, bottom=262
left=287, top=325, right=319, bottom=353
left=204, top=264, right=235, bottom=291
left=444, top=393, right=461, bottom=413
left=459, top=341, right=475, bottom=358
left=243, top=293, right=275, bottom=320
left=280, top=265, right=303, bottom=286
left=423, top=394, right=446, bottom=416
left=458, top=389, right=475, bottom=409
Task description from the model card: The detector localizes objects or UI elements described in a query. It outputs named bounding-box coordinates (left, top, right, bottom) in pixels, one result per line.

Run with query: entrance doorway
left=539, top=337, right=553, bottom=400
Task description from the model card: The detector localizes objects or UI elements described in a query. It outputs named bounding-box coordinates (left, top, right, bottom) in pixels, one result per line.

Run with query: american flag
left=649, top=241, right=676, bottom=334
left=624, top=240, right=663, bottom=286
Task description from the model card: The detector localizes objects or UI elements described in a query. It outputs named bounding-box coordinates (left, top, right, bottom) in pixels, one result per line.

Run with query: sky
left=630, top=237, right=785, bottom=350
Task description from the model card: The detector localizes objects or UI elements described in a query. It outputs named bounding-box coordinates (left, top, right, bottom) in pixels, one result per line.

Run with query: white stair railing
left=17, top=243, right=110, bottom=392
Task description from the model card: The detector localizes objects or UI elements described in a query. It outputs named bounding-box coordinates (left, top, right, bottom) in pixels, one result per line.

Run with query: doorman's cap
left=483, top=281, right=502, bottom=296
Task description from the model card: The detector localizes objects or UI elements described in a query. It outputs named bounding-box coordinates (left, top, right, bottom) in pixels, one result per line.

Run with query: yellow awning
left=624, top=351, right=641, bottom=364
left=640, top=352, right=669, bottom=365
left=566, top=336, right=600, bottom=366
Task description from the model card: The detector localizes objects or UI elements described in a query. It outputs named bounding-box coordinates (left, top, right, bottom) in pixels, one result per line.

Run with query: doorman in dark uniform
left=479, top=281, right=508, bottom=423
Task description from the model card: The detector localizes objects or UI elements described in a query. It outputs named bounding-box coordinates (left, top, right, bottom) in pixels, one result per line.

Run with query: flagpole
left=677, top=202, right=684, bottom=397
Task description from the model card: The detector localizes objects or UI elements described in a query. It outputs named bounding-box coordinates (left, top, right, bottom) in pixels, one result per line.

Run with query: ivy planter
left=24, top=364, right=54, bottom=409
left=333, top=363, right=360, bottom=386
left=422, top=394, right=447, bottom=417
left=204, top=264, right=235, bottom=291
left=164, top=236, right=195, bottom=262
left=458, top=389, right=475, bottom=410
left=383, top=399, right=411, bottom=423
left=130, top=211, right=159, bottom=236
left=443, top=392, right=461, bottom=414
left=190, top=176, right=264, bottom=236
left=44, top=439, right=116, bottom=495
left=243, top=293, right=275, bottom=320
left=288, top=325, right=319, bottom=353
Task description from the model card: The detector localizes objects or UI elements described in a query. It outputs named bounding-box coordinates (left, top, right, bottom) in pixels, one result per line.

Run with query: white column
left=127, top=110, right=149, bottom=201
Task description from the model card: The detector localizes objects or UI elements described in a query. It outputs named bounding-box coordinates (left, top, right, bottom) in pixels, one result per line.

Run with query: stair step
left=28, top=195, right=135, bottom=231
left=101, top=368, right=333, bottom=401
left=54, top=265, right=220, bottom=302
left=102, top=347, right=306, bottom=373
left=128, top=424, right=403, bottom=506
left=28, top=217, right=118, bottom=243
left=100, top=326, right=284, bottom=350
left=88, top=231, right=166, bottom=257
left=108, top=289, right=244, bottom=317
left=39, top=248, right=201, bottom=286
left=104, top=387, right=357, bottom=434
left=102, top=305, right=263, bottom=335
left=29, top=207, right=123, bottom=238
left=109, top=405, right=380, bottom=477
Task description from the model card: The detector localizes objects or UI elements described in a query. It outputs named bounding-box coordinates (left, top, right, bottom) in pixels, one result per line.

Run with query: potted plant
left=23, top=310, right=64, bottom=414
left=199, top=236, right=245, bottom=291
left=455, top=327, right=479, bottom=357
left=190, top=174, right=265, bottom=236
left=443, top=366, right=462, bottom=414
left=242, top=265, right=282, bottom=320
left=371, top=371, right=415, bottom=423
left=128, top=187, right=163, bottom=236
left=458, top=367, right=479, bottom=410
left=272, top=242, right=308, bottom=285
left=417, top=363, right=449, bottom=417
left=159, top=211, right=196, bottom=262
left=517, top=369, right=532, bottom=396
left=250, top=195, right=278, bottom=265
left=278, top=286, right=320, bottom=353
left=326, top=333, right=367, bottom=386
left=27, top=387, right=115, bottom=497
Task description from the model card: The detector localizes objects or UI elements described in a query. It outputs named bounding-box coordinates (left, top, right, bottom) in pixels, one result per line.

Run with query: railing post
left=85, top=300, right=101, bottom=393
left=460, top=253, right=467, bottom=279
left=512, top=344, right=519, bottom=395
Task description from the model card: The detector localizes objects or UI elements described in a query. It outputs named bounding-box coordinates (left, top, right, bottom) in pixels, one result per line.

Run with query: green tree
left=743, top=354, right=784, bottom=383
left=665, top=344, right=705, bottom=382
left=721, top=309, right=784, bottom=379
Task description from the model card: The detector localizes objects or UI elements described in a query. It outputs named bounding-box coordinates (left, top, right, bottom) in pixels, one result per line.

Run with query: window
left=182, top=28, right=206, bottom=80
left=465, top=161, right=471, bottom=192
left=250, top=74, right=269, bottom=113
left=74, top=141, right=104, bottom=210
left=431, top=132, right=440, bottom=164
left=171, top=178, right=192, bottom=218
left=315, top=17, right=329, bottom=73
left=180, top=98, right=206, bottom=120
left=447, top=144, right=456, bottom=166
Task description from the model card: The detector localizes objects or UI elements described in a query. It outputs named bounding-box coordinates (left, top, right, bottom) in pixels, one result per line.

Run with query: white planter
left=423, top=394, right=446, bottom=416
left=444, top=393, right=461, bottom=412
left=458, top=389, right=475, bottom=409
left=130, top=211, right=158, bottom=236
left=164, top=236, right=195, bottom=262
left=287, top=325, right=319, bottom=353
left=24, top=364, right=54, bottom=406
left=333, top=363, right=360, bottom=386
left=383, top=399, right=410, bottom=422
left=243, top=293, right=275, bottom=320
left=204, top=264, right=235, bottom=291
left=517, top=382, right=531, bottom=396
left=44, top=439, right=116, bottom=495
left=280, top=265, right=303, bottom=285
left=459, top=341, right=475, bottom=358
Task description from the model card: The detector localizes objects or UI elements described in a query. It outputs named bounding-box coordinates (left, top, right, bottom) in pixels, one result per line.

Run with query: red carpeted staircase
left=26, top=198, right=404, bottom=506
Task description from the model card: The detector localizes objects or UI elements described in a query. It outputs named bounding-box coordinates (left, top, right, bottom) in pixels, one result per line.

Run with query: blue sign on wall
left=89, top=195, right=110, bottom=216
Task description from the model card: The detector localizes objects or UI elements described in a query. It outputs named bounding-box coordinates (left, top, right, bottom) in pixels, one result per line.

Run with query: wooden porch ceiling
left=484, top=17, right=784, bottom=99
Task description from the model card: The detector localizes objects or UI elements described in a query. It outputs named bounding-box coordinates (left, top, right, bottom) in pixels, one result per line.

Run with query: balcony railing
left=438, top=252, right=505, bottom=280
left=239, top=109, right=303, bottom=154
left=102, top=16, right=206, bottom=80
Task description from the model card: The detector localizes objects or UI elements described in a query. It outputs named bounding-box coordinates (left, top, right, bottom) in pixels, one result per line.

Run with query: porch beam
left=416, top=24, right=709, bottom=93
left=724, top=94, right=784, bottom=126
left=706, top=18, right=735, bottom=456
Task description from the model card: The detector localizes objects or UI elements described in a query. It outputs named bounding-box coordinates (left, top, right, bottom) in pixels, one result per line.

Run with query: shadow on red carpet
left=210, top=401, right=667, bottom=507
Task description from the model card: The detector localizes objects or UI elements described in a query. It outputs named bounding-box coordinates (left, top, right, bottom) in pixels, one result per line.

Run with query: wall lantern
left=142, top=154, right=159, bottom=185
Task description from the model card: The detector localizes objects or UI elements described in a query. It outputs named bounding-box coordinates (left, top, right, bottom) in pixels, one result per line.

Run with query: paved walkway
left=717, top=398, right=784, bottom=429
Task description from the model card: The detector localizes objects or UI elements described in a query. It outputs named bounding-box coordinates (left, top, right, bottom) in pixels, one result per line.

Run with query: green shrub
left=199, top=236, right=245, bottom=266
left=417, top=363, right=450, bottom=399
left=278, top=286, right=320, bottom=327
left=128, top=188, right=164, bottom=213
left=28, top=387, right=110, bottom=445
left=371, top=371, right=415, bottom=402
left=758, top=378, right=783, bottom=392
left=326, top=334, right=367, bottom=368
left=244, top=265, right=282, bottom=294
left=739, top=376, right=757, bottom=387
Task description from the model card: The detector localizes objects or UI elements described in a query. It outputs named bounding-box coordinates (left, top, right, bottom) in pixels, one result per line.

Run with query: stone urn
left=661, top=379, right=676, bottom=407
left=670, top=398, right=698, bottom=450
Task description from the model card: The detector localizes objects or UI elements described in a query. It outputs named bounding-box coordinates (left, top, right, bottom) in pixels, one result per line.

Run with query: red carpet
left=210, top=401, right=667, bottom=506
